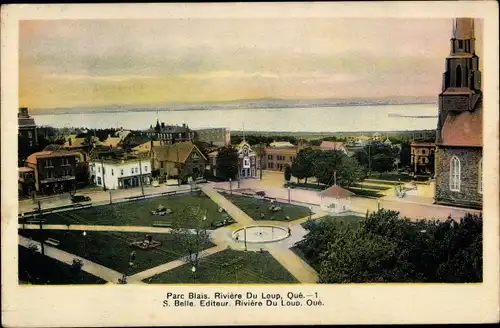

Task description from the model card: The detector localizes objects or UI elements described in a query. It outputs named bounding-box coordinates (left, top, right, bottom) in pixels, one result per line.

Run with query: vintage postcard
left=1, top=2, right=499, bottom=326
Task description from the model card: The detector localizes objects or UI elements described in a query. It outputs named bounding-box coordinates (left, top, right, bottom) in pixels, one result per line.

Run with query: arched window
left=478, top=159, right=483, bottom=194
left=456, top=65, right=462, bottom=87
left=450, top=156, right=461, bottom=191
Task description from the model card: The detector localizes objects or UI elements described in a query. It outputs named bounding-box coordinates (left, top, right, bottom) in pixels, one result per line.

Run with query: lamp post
left=109, top=189, right=112, bottom=204
left=288, top=186, right=291, bottom=204
left=191, top=265, right=197, bottom=283
left=229, top=178, right=232, bottom=195
left=244, top=227, right=247, bottom=252
left=82, top=231, right=87, bottom=257
left=377, top=199, right=381, bottom=211
left=309, top=206, right=312, bottom=221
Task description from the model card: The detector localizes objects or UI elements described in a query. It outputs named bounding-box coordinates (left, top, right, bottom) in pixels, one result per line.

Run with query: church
left=435, top=18, right=482, bottom=209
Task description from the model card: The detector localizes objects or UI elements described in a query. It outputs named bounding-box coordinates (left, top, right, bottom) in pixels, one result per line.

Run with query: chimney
left=161, top=123, right=165, bottom=129
left=18, top=107, right=29, bottom=118
left=183, top=123, right=187, bottom=128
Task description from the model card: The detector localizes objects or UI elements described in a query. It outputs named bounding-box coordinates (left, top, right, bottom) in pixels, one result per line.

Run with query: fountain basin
left=232, top=225, right=290, bottom=244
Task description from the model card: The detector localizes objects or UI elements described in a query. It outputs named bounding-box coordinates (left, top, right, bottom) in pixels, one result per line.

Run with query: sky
left=19, top=18, right=483, bottom=109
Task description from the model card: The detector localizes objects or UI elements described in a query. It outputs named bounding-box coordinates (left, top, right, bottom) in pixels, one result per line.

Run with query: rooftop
left=26, top=150, right=78, bottom=165
left=152, top=141, right=206, bottom=163
left=319, top=185, right=355, bottom=198
left=440, top=107, right=482, bottom=147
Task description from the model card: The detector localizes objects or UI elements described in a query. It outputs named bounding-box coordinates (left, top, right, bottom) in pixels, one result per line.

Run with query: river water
left=33, top=104, right=438, bottom=132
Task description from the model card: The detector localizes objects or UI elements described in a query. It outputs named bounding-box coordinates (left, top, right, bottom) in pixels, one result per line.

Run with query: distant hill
left=31, top=96, right=437, bottom=115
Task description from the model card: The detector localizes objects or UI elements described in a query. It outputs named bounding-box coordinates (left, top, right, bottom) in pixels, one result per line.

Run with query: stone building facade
left=435, top=18, right=482, bottom=209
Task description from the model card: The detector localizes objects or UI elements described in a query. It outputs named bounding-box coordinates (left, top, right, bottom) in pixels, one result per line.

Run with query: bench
left=45, top=238, right=60, bottom=246
left=152, top=221, right=171, bottom=228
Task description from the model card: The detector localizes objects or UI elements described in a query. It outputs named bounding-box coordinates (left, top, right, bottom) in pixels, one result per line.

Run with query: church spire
left=452, top=18, right=474, bottom=40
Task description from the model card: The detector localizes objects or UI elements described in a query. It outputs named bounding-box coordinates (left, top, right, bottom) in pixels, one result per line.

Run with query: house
left=235, top=140, right=258, bottom=179
left=269, top=140, right=295, bottom=148
left=25, top=150, right=79, bottom=194
left=264, top=146, right=298, bottom=172
left=318, top=185, right=355, bottom=213
left=435, top=18, right=482, bottom=209
left=89, top=156, right=152, bottom=190
left=150, top=141, right=207, bottom=183
left=18, top=167, right=35, bottom=199
left=143, top=120, right=195, bottom=144
left=410, top=140, right=435, bottom=174
left=318, top=141, right=347, bottom=154
left=195, top=128, right=231, bottom=147
left=18, top=107, right=38, bottom=164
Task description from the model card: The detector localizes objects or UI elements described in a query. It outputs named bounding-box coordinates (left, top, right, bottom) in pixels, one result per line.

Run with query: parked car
left=71, top=195, right=91, bottom=203
left=255, top=191, right=266, bottom=197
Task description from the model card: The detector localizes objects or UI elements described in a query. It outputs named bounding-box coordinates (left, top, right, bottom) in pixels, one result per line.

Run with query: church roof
left=441, top=106, right=482, bottom=147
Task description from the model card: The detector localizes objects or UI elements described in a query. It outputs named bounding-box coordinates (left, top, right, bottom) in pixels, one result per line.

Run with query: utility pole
left=138, top=157, right=145, bottom=196
left=37, top=201, right=45, bottom=256
left=334, top=171, right=337, bottom=186
left=100, top=159, right=107, bottom=191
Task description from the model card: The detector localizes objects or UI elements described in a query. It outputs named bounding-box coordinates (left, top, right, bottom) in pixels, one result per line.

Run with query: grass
left=22, top=193, right=228, bottom=228
left=224, top=194, right=312, bottom=221
left=19, top=230, right=214, bottom=275
left=368, top=173, right=413, bottom=182
left=18, top=246, right=107, bottom=285
left=289, top=182, right=325, bottom=190
left=145, top=249, right=298, bottom=284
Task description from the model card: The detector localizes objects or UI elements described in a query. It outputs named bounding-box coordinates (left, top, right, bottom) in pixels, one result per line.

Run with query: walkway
left=201, top=185, right=319, bottom=284
left=19, top=224, right=214, bottom=235
left=19, top=235, right=124, bottom=284
left=127, top=244, right=227, bottom=283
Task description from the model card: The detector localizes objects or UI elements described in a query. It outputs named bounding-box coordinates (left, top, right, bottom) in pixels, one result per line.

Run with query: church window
left=456, top=65, right=462, bottom=87
left=450, top=156, right=461, bottom=192
left=458, top=40, right=464, bottom=50
left=478, top=159, right=483, bottom=194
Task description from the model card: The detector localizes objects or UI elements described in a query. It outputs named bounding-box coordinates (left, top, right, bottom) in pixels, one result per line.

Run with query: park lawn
left=18, top=246, right=107, bottom=285
left=18, top=230, right=214, bottom=275
left=289, top=182, right=325, bottom=191
left=224, top=194, right=311, bottom=221
left=25, top=193, right=228, bottom=228
left=145, top=249, right=298, bottom=284
left=368, top=173, right=413, bottom=182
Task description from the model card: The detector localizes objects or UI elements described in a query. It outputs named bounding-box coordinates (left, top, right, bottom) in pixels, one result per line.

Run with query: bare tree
left=170, top=205, right=211, bottom=269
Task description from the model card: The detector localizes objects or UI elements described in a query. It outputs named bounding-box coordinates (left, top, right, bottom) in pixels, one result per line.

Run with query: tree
left=215, top=146, right=239, bottom=180
left=170, top=205, right=211, bottom=269
left=284, top=164, right=292, bottom=183
left=291, top=148, right=320, bottom=183
left=299, top=209, right=482, bottom=283
left=354, top=143, right=397, bottom=173
left=252, top=143, right=266, bottom=180
left=312, top=150, right=364, bottom=187
left=399, top=141, right=412, bottom=169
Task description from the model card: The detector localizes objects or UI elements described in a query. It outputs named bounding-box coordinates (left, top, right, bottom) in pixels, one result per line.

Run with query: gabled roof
left=319, top=185, right=355, bottom=198
left=132, top=140, right=162, bottom=152
left=152, top=142, right=207, bottom=164
left=103, top=137, right=122, bottom=148
left=441, top=107, right=482, bottom=147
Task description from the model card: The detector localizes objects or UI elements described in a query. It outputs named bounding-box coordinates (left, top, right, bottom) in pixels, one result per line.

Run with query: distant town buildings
left=195, top=128, right=231, bottom=147
left=435, top=18, right=482, bottom=209
left=318, top=141, right=347, bottom=154
left=143, top=120, right=195, bottom=144
left=90, top=156, right=151, bottom=190
left=264, top=145, right=297, bottom=172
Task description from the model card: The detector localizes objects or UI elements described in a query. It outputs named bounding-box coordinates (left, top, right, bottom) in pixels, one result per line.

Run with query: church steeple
left=437, top=17, right=482, bottom=144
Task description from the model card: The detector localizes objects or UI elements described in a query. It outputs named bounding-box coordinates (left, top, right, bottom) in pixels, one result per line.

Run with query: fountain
left=231, top=225, right=290, bottom=244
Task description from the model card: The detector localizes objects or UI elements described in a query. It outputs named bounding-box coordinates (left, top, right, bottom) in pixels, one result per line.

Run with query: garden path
left=127, top=244, right=227, bottom=283
left=200, top=185, right=319, bottom=283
